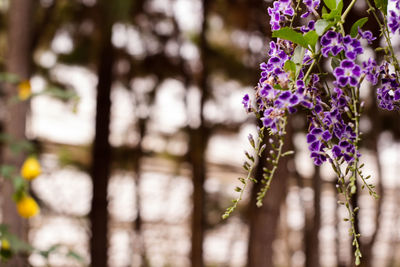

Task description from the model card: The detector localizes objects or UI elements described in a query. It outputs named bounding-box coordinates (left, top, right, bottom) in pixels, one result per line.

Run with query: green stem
left=341, top=0, right=358, bottom=22
left=256, top=118, right=287, bottom=207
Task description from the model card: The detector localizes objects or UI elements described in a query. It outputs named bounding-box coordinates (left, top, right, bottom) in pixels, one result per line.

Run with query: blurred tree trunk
left=2, top=0, right=34, bottom=266
left=358, top=87, right=384, bottom=267
left=304, top=166, right=321, bottom=267
left=189, top=1, right=210, bottom=266
left=89, top=2, right=114, bottom=266
left=133, top=118, right=149, bottom=267
left=247, top=125, right=292, bottom=267
left=189, top=128, right=207, bottom=267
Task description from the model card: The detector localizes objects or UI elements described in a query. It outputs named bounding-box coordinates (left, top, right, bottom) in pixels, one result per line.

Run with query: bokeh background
left=1, top=0, right=400, bottom=266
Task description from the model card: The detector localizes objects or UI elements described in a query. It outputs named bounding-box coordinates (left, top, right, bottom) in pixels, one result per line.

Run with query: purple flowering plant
left=223, top=0, right=400, bottom=264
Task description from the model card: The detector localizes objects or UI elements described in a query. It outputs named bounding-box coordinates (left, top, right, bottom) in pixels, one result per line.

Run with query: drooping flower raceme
left=226, top=0, right=400, bottom=264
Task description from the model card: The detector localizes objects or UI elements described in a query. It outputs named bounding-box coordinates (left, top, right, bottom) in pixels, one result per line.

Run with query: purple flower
left=301, top=0, right=320, bottom=18
left=242, top=94, right=251, bottom=111
left=358, top=28, right=376, bottom=44
left=261, top=107, right=285, bottom=134
left=388, top=10, right=400, bottom=35
left=377, top=77, right=400, bottom=110
left=362, top=58, right=378, bottom=85
left=307, top=127, right=332, bottom=151
left=333, top=59, right=361, bottom=87
left=268, top=0, right=294, bottom=30
left=300, top=20, right=316, bottom=33
left=332, top=140, right=356, bottom=163
left=321, top=31, right=344, bottom=57
left=274, top=91, right=300, bottom=112
left=343, top=35, right=363, bottom=60
left=259, top=83, right=278, bottom=101
left=310, top=151, right=327, bottom=165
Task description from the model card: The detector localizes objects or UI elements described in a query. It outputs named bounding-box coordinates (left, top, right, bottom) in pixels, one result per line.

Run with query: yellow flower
left=18, top=80, right=31, bottom=100
left=16, top=196, right=39, bottom=218
left=1, top=239, right=10, bottom=250
left=21, top=157, right=41, bottom=180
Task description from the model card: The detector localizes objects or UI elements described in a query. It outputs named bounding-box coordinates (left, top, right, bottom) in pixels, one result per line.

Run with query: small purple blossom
left=362, top=58, right=379, bottom=85
left=274, top=91, right=300, bottom=112
left=268, top=0, right=294, bottom=30
left=377, top=77, right=400, bottom=110
left=332, top=140, right=356, bottom=163
left=321, top=31, right=344, bottom=57
left=388, top=10, right=400, bottom=35
left=261, top=107, right=285, bottom=134
left=343, top=35, right=363, bottom=60
left=334, top=60, right=361, bottom=87
left=300, top=20, right=315, bottom=33
left=358, top=28, right=376, bottom=44
left=301, top=0, right=320, bottom=18
left=242, top=94, right=251, bottom=111
left=306, top=126, right=330, bottom=165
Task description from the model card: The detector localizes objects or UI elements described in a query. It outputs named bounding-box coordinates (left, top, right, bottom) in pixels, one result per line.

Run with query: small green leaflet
left=272, top=27, right=318, bottom=50
left=323, top=0, right=337, bottom=10
left=315, top=19, right=331, bottom=36
left=350, top=17, right=368, bottom=37
left=272, top=27, right=308, bottom=48
left=304, top=30, right=319, bottom=51
left=284, top=60, right=296, bottom=79
left=322, top=0, right=343, bottom=21
left=374, top=0, right=388, bottom=15
left=331, top=57, right=341, bottom=70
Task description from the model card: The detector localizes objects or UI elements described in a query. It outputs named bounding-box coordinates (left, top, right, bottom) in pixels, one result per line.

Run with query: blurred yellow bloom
left=18, top=80, right=31, bottom=100
left=1, top=239, right=10, bottom=250
left=21, top=157, right=41, bottom=180
left=16, top=196, right=39, bottom=218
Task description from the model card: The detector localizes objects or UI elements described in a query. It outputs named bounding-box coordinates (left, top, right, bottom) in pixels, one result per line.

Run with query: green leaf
left=12, top=176, right=26, bottom=193
left=331, top=57, right=341, bottom=70
left=323, top=0, right=337, bottom=10
left=2, top=231, right=33, bottom=253
left=304, top=30, right=319, bottom=51
left=337, top=0, right=343, bottom=13
left=322, top=8, right=340, bottom=20
left=66, top=250, right=85, bottom=262
left=0, top=165, right=15, bottom=180
left=284, top=60, right=296, bottom=74
left=272, top=27, right=308, bottom=48
left=292, top=46, right=305, bottom=65
left=315, top=19, right=330, bottom=35
left=322, top=0, right=343, bottom=20
left=0, top=72, right=20, bottom=84
left=374, top=0, right=388, bottom=14
left=350, top=18, right=368, bottom=37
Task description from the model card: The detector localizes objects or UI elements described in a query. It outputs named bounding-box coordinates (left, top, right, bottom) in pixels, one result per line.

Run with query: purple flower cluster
left=305, top=87, right=358, bottom=165
left=377, top=77, right=400, bottom=110
left=388, top=11, right=400, bottom=35
left=320, top=31, right=363, bottom=59
left=306, top=126, right=330, bottom=165
left=268, top=0, right=294, bottom=30
left=242, top=3, right=393, bottom=171
left=362, top=58, right=379, bottom=85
